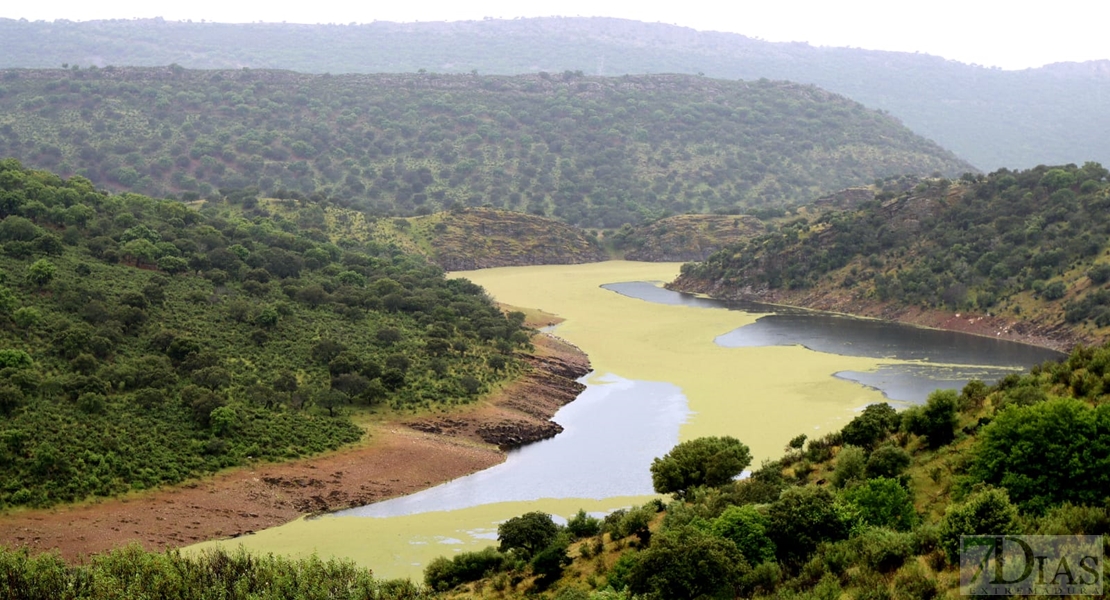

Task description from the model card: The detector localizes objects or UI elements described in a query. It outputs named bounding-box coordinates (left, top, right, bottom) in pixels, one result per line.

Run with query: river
left=189, top=261, right=1060, bottom=579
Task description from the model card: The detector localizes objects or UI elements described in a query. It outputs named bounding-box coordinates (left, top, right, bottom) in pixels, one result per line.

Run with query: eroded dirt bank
left=0, top=334, right=589, bottom=562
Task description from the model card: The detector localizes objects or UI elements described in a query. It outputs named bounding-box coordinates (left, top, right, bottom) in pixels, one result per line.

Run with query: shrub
left=902, top=390, right=958, bottom=448
left=866, top=445, right=911, bottom=479
left=424, top=547, right=512, bottom=591
left=938, top=488, right=1020, bottom=563
left=832, top=445, right=867, bottom=488
left=497, top=511, right=560, bottom=559
left=892, top=563, right=939, bottom=600
left=566, top=509, right=601, bottom=539
left=841, top=403, right=901, bottom=449
left=768, top=485, right=853, bottom=566
left=627, top=526, right=748, bottom=599
left=970, top=398, right=1110, bottom=512
left=530, top=534, right=571, bottom=583
left=711, top=505, right=776, bottom=566
left=842, top=478, right=918, bottom=531
left=853, top=527, right=915, bottom=573
left=650, top=436, right=752, bottom=499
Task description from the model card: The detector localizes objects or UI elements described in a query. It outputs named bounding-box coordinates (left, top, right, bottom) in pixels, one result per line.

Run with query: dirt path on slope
left=0, top=333, right=589, bottom=562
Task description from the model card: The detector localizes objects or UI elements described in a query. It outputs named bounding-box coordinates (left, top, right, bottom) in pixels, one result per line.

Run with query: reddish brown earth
left=0, top=334, right=589, bottom=562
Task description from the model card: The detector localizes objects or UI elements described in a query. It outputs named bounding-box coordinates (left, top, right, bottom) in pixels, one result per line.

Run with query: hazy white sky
left=5, top=1, right=1108, bottom=70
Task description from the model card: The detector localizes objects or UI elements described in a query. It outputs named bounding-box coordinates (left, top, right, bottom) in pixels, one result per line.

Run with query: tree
left=841, top=477, right=918, bottom=531
left=627, top=526, right=748, bottom=600
left=27, top=259, right=56, bottom=287
left=970, top=398, right=1110, bottom=512
left=650, top=436, right=752, bottom=499
left=832, top=445, right=867, bottom=488
left=938, top=488, right=1019, bottom=563
left=902, top=389, right=959, bottom=448
left=840, top=403, right=900, bottom=449
left=497, top=511, right=559, bottom=559
left=565, top=509, right=601, bottom=539
left=711, top=505, right=776, bottom=566
left=768, top=485, right=853, bottom=566
left=866, top=444, right=911, bottom=479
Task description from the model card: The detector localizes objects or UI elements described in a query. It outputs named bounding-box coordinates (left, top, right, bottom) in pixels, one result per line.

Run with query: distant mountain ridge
left=2, top=17, right=1108, bottom=170
left=0, top=67, right=970, bottom=227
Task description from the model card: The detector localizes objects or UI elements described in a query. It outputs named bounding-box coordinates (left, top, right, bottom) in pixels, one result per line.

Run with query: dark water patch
left=603, top=281, right=1062, bottom=367
left=835, top=365, right=1021, bottom=404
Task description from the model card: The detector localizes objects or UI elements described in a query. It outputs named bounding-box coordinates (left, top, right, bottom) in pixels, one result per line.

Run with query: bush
left=892, top=564, right=939, bottom=600
left=832, top=445, right=867, bottom=488
left=938, top=488, right=1020, bottom=563
left=970, top=398, right=1110, bottom=512
left=866, top=445, right=911, bottom=479
left=650, top=436, right=752, bottom=499
left=768, top=485, right=853, bottom=566
left=530, top=534, right=571, bottom=583
left=853, top=528, right=915, bottom=573
left=842, top=478, right=918, bottom=531
left=424, top=547, right=512, bottom=591
left=566, top=509, right=601, bottom=539
left=497, top=511, right=560, bottom=559
left=627, top=526, right=748, bottom=599
left=902, top=390, right=958, bottom=448
left=614, top=505, right=655, bottom=546
left=841, top=403, right=901, bottom=449
left=711, top=505, right=776, bottom=566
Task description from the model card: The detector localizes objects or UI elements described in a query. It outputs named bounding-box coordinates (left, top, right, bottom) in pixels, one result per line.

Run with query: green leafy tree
left=832, top=445, right=867, bottom=488
left=565, top=509, right=601, bottom=539
left=938, top=487, right=1020, bottom=563
left=497, top=511, right=559, bottom=559
left=627, top=526, right=749, bottom=600
left=840, top=403, right=900, bottom=449
left=970, top=398, right=1110, bottom=512
left=841, top=477, right=918, bottom=531
left=710, top=505, right=776, bottom=566
left=768, top=485, right=853, bottom=566
left=26, top=259, right=56, bottom=287
left=650, top=436, right=752, bottom=499
left=902, top=389, right=959, bottom=448
left=865, top=444, right=911, bottom=479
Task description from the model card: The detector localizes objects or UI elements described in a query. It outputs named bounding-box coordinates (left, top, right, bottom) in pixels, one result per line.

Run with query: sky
left=5, top=1, right=1109, bottom=70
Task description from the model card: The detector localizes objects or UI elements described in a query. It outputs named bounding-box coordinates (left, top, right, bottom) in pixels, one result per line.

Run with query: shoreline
left=0, top=333, right=590, bottom=562
left=668, top=277, right=1090, bottom=354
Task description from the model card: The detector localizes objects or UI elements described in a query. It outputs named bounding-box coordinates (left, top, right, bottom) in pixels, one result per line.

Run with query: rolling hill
left=2, top=17, right=1108, bottom=170
left=0, top=67, right=972, bottom=228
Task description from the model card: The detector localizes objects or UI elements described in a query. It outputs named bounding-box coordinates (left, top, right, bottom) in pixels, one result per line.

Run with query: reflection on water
left=603, top=281, right=1062, bottom=402
left=338, top=374, right=687, bottom=518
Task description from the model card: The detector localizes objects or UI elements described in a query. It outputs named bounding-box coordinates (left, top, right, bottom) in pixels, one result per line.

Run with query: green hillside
left=609, top=214, right=766, bottom=262
left=421, top=342, right=1110, bottom=598
left=0, top=67, right=972, bottom=228
left=1, top=17, right=1108, bottom=170
left=0, top=159, right=527, bottom=509
left=674, top=163, right=1110, bottom=346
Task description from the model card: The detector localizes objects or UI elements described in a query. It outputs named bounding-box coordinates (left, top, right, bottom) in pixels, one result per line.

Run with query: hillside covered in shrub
left=0, top=67, right=972, bottom=228
left=0, top=160, right=526, bottom=509
left=2, top=17, right=1108, bottom=171
left=674, top=162, right=1110, bottom=344
left=423, top=342, right=1110, bottom=598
